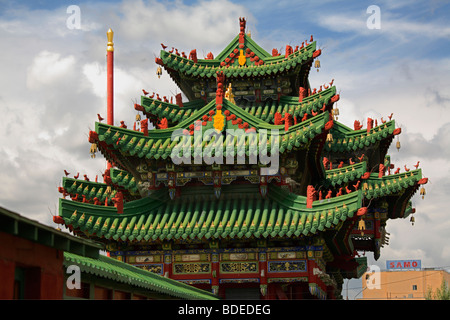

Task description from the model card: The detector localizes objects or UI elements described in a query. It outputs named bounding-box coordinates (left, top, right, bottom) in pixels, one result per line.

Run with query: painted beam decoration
left=54, top=17, right=427, bottom=300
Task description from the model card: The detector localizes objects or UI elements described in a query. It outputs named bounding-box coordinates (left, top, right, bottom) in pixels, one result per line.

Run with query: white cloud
left=116, top=0, right=251, bottom=49
left=316, top=6, right=450, bottom=41
left=82, top=62, right=106, bottom=98
left=26, top=51, right=76, bottom=90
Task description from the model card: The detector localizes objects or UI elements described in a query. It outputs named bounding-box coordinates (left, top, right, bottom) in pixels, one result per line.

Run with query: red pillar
left=259, top=253, right=268, bottom=299
left=164, top=253, right=172, bottom=279
left=211, top=253, right=219, bottom=295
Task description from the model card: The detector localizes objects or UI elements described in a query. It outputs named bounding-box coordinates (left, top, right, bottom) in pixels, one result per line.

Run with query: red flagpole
left=106, top=28, right=114, bottom=169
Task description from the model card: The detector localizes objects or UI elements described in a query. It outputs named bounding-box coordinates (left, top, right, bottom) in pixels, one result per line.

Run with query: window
left=14, top=267, right=41, bottom=299
left=13, top=268, right=25, bottom=299
left=412, top=285, right=418, bottom=291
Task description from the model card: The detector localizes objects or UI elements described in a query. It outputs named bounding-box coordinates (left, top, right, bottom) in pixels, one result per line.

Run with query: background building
left=360, top=261, right=450, bottom=300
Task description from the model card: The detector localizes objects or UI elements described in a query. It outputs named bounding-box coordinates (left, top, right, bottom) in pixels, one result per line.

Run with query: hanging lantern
left=358, top=217, right=366, bottom=236
left=135, top=113, right=141, bottom=122
left=420, top=186, right=426, bottom=199
left=90, top=143, right=97, bottom=158
left=326, top=132, right=333, bottom=147
left=157, top=66, right=162, bottom=79
left=396, top=137, right=401, bottom=151
left=314, top=59, right=321, bottom=72
left=332, top=106, right=339, bottom=120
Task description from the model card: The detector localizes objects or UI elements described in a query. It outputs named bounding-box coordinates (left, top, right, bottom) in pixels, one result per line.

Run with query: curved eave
left=90, top=100, right=330, bottom=164
left=63, top=252, right=218, bottom=300
left=61, top=169, right=139, bottom=201
left=323, top=161, right=367, bottom=187
left=244, top=86, right=337, bottom=123
left=159, top=41, right=317, bottom=81
left=139, top=86, right=337, bottom=129
left=324, top=120, right=397, bottom=153
left=109, top=168, right=139, bottom=193
left=61, top=177, right=117, bottom=205
left=269, top=183, right=363, bottom=214
left=138, top=96, right=206, bottom=122
left=56, top=184, right=364, bottom=242
left=363, top=169, right=423, bottom=200
left=363, top=169, right=427, bottom=219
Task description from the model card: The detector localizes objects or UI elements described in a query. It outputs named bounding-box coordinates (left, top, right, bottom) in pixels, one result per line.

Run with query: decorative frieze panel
left=269, top=251, right=306, bottom=260
left=173, top=262, right=211, bottom=274
left=174, top=253, right=210, bottom=262
left=220, top=252, right=257, bottom=261
left=268, top=260, right=307, bottom=273
left=136, top=263, right=164, bottom=275
left=127, top=254, right=162, bottom=264
left=143, top=169, right=270, bottom=187
left=220, top=261, right=258, bottom=273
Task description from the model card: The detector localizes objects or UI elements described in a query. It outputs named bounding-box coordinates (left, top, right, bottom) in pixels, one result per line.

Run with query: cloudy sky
left=1, top=0, right=449, bottom=299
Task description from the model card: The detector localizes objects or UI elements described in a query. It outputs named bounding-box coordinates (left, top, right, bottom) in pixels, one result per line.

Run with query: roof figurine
left=55, top=17, right=427, bottom=300
left=224, top=83, right=235, bottom=104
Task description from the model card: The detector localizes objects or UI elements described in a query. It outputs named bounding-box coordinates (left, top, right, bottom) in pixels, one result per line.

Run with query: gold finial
left=107, top=28, right=114, bottom=52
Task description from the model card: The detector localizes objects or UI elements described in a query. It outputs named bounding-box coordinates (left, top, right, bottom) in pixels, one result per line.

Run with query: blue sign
left=386, top=260, right=421, bottom=270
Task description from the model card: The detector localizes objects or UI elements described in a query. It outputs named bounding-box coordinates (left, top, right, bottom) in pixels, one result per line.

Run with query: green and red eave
left=89, top=97, right=334, bottom=171
left=136, top=85, right=338, bottom=125
left=156, top=31, right=320, bottom=80
left=57, top=184, right=364, bottom=242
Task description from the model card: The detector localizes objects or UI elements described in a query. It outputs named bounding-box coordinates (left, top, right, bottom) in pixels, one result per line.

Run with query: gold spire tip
left=107, top=28, right=114, bottom=52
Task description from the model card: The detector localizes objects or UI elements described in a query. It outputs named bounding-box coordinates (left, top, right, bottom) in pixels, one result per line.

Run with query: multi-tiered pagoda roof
left=54, top=18, right=427, bottom=299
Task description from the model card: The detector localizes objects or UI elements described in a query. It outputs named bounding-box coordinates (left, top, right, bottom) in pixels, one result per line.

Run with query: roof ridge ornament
left=239, top=17, right=246, bottom=48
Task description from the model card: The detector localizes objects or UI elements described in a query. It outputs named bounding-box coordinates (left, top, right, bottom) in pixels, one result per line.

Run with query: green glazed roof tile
left=363, top=169, right=423, bottom=200
left=324, top=120, right=396, bottom=153
left=324, top=161, right=367, bottom=187
left=63, top=252, right=218, bottom=300
left=159, top=38, right=317, bottom=81
left=58, top=184, right=362, bottom=242
left=91, top=99, right=330, bottom=168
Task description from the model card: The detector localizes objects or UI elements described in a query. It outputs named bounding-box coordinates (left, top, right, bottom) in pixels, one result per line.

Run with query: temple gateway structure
left=54, top=18, right=427, bottom=300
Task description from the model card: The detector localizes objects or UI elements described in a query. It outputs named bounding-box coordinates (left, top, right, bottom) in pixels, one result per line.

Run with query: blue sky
left=0, top=0, right=449, bottom=299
